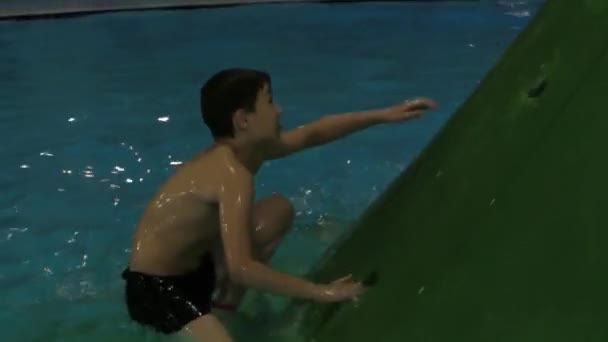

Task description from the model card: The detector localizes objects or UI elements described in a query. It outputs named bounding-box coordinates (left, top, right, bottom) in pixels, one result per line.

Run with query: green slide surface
left=287, top=1, right=608, bottom=341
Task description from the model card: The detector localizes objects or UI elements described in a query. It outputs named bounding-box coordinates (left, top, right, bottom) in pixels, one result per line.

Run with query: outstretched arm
left=268, top=98, right=438, bottom=159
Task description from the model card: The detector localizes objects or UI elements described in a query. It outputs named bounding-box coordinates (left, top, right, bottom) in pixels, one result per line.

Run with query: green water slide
left=288, top=1, right=608, bottom=340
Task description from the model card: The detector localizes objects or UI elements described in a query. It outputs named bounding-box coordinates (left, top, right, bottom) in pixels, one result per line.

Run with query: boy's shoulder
left=160, top=144, right=250, bottom=201
left=187, top=144, right=251, bottom=180
left=197, top=143, right=240, bottom=167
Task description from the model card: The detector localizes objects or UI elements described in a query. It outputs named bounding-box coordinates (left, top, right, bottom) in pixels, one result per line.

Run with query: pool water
left=0, top=1, right=541, bottom=340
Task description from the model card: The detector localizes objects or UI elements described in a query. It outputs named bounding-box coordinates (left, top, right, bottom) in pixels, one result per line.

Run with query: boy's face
left=248, top=83, right=282, bottom=143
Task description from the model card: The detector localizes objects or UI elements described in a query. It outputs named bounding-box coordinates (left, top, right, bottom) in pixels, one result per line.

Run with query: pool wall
left=290, top=0, right=608, bottom=340
left=1, top=0, right=478, bottom=20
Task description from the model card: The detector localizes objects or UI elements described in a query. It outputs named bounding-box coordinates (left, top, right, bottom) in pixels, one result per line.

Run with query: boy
left=122, top=68, right=437, bottom=341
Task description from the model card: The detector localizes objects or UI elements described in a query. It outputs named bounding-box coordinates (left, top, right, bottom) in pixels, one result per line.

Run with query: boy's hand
left=380, top=98, right=438, bottom=123
left=315, top=274, right=366, bottom=303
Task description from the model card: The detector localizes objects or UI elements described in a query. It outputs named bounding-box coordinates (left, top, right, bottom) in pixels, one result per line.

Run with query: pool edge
left=0, top=0, right=479, bottom=21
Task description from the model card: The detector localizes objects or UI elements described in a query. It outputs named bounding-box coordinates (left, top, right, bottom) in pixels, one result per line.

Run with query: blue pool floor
left=0, top=1, right=541, bottom=340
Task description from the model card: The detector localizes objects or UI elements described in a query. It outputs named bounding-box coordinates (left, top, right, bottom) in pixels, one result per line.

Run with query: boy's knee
left=271, top=194, right=295, bottom=224
left=253, top=194, right=295, bottom=242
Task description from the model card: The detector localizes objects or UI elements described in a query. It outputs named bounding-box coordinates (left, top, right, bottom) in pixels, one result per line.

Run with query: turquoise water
left=0, top=1, right=541, bottom=341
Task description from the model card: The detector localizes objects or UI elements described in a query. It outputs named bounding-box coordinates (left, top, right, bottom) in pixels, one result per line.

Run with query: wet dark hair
left=200, top=68, right=271, bottom=139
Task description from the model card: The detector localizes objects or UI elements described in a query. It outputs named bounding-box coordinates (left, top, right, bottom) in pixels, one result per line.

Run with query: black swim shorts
left=121, top=253, right=217, bottom=334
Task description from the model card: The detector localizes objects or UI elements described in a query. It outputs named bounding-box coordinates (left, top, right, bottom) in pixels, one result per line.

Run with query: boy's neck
left=215, top=136, right=265, bottom=175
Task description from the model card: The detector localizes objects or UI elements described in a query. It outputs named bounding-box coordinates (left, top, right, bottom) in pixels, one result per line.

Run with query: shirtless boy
left=121, top=68, right=438, bottom=341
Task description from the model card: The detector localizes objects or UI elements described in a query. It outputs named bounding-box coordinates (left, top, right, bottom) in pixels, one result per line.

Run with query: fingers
left=324, top=274, right=368, bottom=302
left=349, top=282, right=366, bottom=301
left=332, top=274, right=353, bottom=284
left=404, top=98, right=439, bottom=110
left=342, top=278, right=365, bottom=295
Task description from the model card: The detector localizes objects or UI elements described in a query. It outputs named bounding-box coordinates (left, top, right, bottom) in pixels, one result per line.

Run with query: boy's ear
left=232, top=109, right=249, bottom=133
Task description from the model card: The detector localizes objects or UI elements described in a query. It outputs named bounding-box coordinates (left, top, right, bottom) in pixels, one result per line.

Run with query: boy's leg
left=180, top=314, right=233, bottom=342
left=251, top=193, right=295, bottom=260
left=214, top=194, right=295, bottom=308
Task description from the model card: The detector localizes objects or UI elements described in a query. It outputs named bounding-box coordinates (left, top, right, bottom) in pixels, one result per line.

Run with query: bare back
left=128, top=145, right=229, bottom=276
